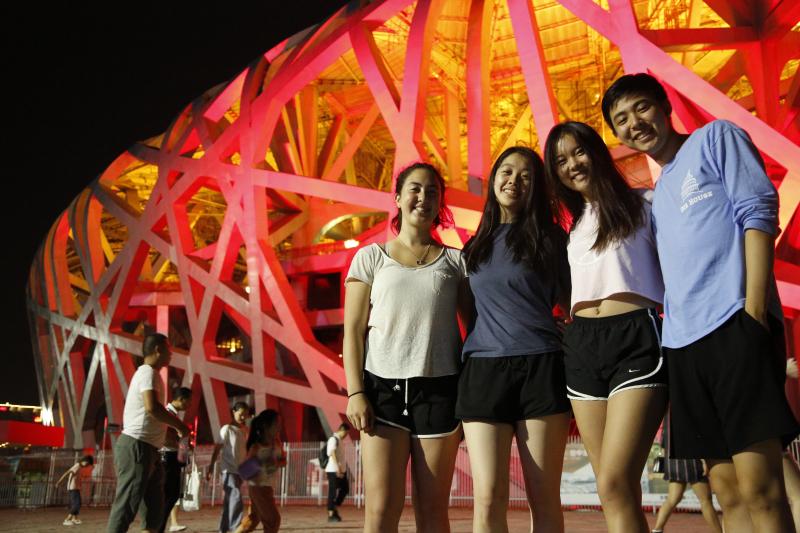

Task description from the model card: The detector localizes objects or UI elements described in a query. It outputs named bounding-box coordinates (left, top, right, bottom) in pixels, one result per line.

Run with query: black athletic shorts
left=666, top=308, right=800, bottom=459
left=564, top=308, right=667, bottom=400
left=364, top=370, right=460, bottom=438
left=455, top=352, right=570, bottom=423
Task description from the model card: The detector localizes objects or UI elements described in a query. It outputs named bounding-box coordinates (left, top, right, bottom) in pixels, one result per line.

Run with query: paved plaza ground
left=0, top=505, right=714, bottom=532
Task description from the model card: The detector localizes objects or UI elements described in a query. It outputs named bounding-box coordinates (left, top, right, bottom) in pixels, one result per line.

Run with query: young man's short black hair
left=173, top=387, right=192, bottom=401
left=601, top=73, right=670, bottom=132
left=142, top=333, right=168, bottom=356
left=232, top=401, right=251, bottom=413
left=337, top=423, right=349, bottom=432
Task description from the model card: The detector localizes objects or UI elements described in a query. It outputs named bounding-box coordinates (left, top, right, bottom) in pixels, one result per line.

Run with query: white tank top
left=567, top=189, right=664, bottom=316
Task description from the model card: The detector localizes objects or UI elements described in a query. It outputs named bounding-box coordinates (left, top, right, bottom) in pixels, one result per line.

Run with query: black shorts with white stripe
left=363, top=370, right=461, bottom=438
left=564, top=308, right=667, bottom=400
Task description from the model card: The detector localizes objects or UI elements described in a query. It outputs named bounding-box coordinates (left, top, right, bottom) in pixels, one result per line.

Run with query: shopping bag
left=182, top=459, right=202, bottom=512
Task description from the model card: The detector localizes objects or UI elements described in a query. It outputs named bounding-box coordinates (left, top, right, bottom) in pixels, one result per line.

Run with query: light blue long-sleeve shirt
left=652, top=120, right=782, bottom=349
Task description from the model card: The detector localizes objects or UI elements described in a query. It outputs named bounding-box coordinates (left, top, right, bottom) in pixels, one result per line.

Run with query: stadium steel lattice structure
left=26, top=0, right=800, bottom=447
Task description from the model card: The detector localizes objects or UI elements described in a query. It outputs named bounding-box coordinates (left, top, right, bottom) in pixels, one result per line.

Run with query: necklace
left=396, top=238, right=432, bottom=265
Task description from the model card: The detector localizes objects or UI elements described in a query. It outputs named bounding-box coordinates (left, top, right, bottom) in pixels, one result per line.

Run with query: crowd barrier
left=2, top=435, right=782, bottom=511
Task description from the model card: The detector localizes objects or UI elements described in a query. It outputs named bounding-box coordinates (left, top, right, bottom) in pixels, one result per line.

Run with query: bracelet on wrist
left=347, top=391, right=364, bottom=398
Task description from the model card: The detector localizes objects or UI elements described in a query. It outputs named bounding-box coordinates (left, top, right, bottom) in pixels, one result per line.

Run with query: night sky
left=3, top=2, right=348, bottom=405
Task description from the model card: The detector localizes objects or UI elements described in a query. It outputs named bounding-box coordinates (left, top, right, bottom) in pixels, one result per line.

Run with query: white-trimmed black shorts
left=564, top=308, right=667, bottom=400
left=364, top=370, right=460, bottom=438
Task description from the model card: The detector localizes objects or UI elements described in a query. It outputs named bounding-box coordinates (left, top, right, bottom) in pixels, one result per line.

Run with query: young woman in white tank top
left=544, top=121, right=668, bottom=533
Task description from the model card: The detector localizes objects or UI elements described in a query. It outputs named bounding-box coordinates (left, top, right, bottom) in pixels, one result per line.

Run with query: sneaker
left=71, top=519, right=82, bottom=525
left=63, top=520, right=74, bottom=526
left=169, top=526, right=187, bottom=532
left=327, top=512, right=342, bottom=522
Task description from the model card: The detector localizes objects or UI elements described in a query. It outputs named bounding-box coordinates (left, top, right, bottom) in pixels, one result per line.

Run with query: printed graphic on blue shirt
left=679, top=170, right=713, bottom=213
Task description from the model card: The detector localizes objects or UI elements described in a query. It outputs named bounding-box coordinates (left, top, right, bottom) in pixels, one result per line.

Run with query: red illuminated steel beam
left=26, top=0, right=800, bottom=449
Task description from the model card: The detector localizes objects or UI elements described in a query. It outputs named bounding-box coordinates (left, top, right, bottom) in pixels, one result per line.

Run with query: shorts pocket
left=739, top=308, right=771, bottom=337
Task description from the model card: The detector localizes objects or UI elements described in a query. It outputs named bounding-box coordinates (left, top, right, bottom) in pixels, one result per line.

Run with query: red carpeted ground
left=0, top=505, right=714, bottom=532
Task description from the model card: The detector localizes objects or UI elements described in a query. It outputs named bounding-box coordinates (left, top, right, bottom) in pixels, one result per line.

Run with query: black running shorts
left=666, top=308, right=800, bottom=459
left=455, top=352, right=570, bottom=423
left=364, top=371, right=460, bottom=438
left=564, top=308, right=667, bottom=400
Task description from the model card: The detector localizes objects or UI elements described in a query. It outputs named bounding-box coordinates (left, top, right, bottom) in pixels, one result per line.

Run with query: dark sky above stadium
left=3, top=2, right=348, bottom=405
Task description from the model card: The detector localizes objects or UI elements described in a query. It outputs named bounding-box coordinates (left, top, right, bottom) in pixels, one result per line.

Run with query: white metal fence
left=1, top=436, right=785, bottom=511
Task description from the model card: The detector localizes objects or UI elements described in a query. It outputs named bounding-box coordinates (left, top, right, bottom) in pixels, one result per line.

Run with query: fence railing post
left=44, top=449, right=56, bottom=507
left=281, top=442, right=289, bottom=507
left=211, top=462, right=218, bottom=506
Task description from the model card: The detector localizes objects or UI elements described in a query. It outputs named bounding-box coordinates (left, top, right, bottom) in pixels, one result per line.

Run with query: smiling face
left=492, top=152, right=532, bottom=223
left=609, top=93, right=675, bottom=161
left=394, top=168, right=441, bottom=230
left=554, top=133, right=593, bottom=201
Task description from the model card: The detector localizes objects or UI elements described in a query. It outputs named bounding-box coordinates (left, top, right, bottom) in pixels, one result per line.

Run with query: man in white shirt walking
left=326, top=424, right=349, bottom=522
left=107, top=334, right=189, bottom=533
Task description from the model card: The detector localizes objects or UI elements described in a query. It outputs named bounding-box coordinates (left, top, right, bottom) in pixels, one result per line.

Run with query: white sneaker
left=168, top=526, right=187, bottom=532
left=71, top=519, right=82, bottom=525
left=62, top=520, right=74, bottom=526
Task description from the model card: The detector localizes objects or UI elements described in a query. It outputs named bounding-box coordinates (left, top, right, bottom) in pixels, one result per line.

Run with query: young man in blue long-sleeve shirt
left=602, top=73, right=799, bottom=533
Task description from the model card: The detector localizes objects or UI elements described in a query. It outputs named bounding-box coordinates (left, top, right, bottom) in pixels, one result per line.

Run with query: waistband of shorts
left=364, top=369, right=459, bottom=383
left=464, top=351, right=562, bottom=362
left=570, top=307, right=658, bottom=327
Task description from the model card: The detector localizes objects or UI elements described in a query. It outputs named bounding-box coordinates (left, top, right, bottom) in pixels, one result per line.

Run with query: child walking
left=234, top=410, right=285, bottom=533
left=56, top=455, right=94, bottom=526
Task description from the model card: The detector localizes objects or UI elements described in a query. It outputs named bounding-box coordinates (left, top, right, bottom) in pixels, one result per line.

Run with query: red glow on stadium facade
left=26, top=0, right=800, bottom=447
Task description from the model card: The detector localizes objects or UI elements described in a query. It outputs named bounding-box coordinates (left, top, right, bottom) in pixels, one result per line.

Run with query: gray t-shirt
left=462, top=225, right=568, bottom=359
left=346, top=244, right=466, bottom=379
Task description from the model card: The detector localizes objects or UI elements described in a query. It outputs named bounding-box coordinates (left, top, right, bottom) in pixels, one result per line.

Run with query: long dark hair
left=463, top=146, right=565, bottom=274
left=391, top=162, right=453, bottom=234
left=543, top=121, right=644, bottom=251
left=246, top=409, right=279, bottom=450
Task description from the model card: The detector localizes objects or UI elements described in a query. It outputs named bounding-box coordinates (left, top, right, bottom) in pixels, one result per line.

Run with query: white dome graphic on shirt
left=680, top=170, right=700, bottom=201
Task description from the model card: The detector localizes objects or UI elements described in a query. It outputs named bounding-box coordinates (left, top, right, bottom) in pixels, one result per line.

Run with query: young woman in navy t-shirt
left=457, top=146, right=571, bottom=532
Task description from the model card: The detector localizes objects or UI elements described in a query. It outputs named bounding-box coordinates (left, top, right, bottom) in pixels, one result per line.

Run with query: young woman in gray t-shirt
left=343, top=162, right=470, bottom=533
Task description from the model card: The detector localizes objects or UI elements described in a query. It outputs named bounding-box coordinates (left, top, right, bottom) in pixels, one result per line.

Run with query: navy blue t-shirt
left=462, top=225, right=568, bottom=359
